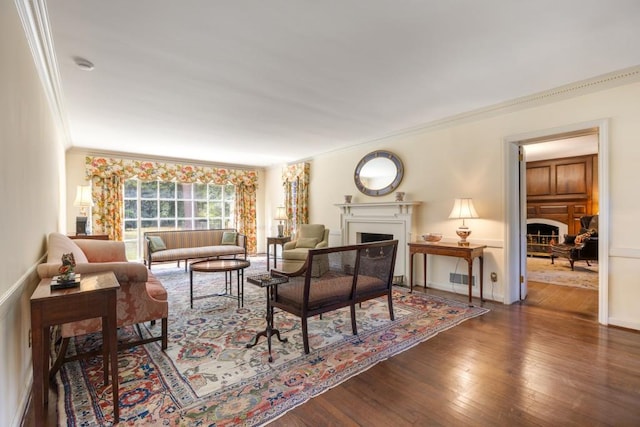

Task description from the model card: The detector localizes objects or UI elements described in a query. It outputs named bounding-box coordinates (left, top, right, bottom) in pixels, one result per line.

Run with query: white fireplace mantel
left=335, top=201, right=421, bottom=283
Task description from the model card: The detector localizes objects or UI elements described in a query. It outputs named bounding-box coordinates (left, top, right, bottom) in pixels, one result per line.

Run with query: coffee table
left=246, top=273, right=289, bottom=362
left=189, top=258, right=250, bottom=308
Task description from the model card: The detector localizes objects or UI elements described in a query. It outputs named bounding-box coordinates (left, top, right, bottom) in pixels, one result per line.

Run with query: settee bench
left=271, top=240, right=398, bottom=354
left=144, top=228, right=246, bottom=270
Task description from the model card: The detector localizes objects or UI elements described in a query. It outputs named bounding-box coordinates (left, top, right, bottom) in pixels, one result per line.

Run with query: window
left=123, top=179, right=235, bottom=260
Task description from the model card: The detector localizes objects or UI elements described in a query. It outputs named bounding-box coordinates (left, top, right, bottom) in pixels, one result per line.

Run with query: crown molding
left=15, top=0, right=70, bottom=146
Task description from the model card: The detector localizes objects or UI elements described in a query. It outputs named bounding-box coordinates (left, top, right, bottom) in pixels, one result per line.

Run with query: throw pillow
left=148, top=236, right=167, bottom=252
left=221, top=231, right=237, bottom=245
left=295, top=237, right=319, bottom=248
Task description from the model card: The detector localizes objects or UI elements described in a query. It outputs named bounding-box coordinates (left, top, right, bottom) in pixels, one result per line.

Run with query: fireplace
left=360, top=232, right=393, bottom=243
left=336, top=201, right=421, bottom=284
left=526, top=219, right=566, bottom=257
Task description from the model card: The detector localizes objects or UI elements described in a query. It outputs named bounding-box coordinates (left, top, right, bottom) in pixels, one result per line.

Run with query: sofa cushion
left=46, top=232, right=88, bottom=264
left=221, top=231, right=237, bottom=245
left=148, top=235, right=167, bottom=252
left=296, top=237, right=318, bottom=249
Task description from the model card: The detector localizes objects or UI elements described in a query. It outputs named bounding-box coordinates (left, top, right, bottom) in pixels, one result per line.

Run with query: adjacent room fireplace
left=526, top=219, right=566, bottom=257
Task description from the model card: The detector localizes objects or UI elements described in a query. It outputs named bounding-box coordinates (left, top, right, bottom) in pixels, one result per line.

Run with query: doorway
left=522, top=132, right=599, bottom=318
left=504, top=120, right=609, bottom=325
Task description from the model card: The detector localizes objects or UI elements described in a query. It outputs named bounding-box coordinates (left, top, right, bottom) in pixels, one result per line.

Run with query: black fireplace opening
left=360, top=232, right=393, bottom=243
left=527, top=223, right=559, bottom=256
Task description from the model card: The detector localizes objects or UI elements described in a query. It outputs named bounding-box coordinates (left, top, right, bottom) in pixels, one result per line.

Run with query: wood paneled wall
left=526, top=154, right=598, bottom=235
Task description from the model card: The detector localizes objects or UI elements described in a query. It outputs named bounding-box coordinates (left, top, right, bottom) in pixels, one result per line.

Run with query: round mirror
left=354, top=150, right=404, bottom=196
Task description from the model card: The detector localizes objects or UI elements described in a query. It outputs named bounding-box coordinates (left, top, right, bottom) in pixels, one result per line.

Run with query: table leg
left=423, top=253, right=427, bottom=290
left=409, top=252, right=414, bottom=293
left=32, top=321, right=45, bottom=423
left=267, top=242, right=271, bottom=270
left=189, top=270, right=194, bottom=309
left=246, top=287, right=287, bottom=362
left=104, top=293, right=119, bottom=421
left=467, top=258, right=473, bottom=305
left=479, top=255, right=484, bottom=302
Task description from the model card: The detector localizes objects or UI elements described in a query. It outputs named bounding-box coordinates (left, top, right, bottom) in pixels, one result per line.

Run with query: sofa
left=37, top=232, right=168, bottom=372
left=550, top=215, right=599, bottom=270
left=271, top=240, right=398, bottom=354
left=144, top=228, right=246, bottom=270
left=281, top=224, right=329, bottom=275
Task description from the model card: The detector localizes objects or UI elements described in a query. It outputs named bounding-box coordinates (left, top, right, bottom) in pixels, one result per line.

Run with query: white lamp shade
left=448, top=198, right=479, bottom=219
left=275, top=206, right=287, bottom=220
left=73, top=185, right=94, bottom=208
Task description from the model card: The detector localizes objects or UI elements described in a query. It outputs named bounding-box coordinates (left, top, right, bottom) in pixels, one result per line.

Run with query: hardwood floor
left=277, top=284, right=639, bottom=426
left=23, top=282, right=639, bottom=426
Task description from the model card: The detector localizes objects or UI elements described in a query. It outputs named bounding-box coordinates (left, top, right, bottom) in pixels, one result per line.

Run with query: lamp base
left=76, top=216, right=88, bottom=235
left=456, top=228, right=471, bottom=246
left=277, top=223, right=284, bottom=238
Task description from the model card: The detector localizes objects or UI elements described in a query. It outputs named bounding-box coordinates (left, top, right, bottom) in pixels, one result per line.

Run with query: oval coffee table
left=189, top=258, right=250, bottom=309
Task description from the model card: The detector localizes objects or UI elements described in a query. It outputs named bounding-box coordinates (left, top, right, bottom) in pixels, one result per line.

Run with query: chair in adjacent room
left=550, top=214, right=599, bottom=270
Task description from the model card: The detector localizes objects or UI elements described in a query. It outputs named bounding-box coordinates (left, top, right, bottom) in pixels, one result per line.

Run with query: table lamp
left=275, top=206, right=287, bottom=238
left=74, top=185, right=94, bottom=235
left=448, top=198, right=478, bottom=246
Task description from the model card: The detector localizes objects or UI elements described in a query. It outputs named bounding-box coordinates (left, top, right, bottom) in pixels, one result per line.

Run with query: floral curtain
left=282, top=162, right=310, bottom=237
left=85, top=156, right=259, bottom=253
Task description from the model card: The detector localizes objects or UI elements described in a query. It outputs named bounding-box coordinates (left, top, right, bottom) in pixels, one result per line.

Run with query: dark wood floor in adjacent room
left=24, top=281, right=640, bottom=426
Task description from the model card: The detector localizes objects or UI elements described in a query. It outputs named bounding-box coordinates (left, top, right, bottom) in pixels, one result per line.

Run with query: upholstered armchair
left=281, top=224, right=330, bottom=275
left=37, top=232, right=168, bottom=373
left=550, top=215, right=599, bottom=270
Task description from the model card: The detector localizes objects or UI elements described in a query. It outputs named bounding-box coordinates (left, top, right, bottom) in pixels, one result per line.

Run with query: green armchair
left=281, top=224, right=330, bottom=276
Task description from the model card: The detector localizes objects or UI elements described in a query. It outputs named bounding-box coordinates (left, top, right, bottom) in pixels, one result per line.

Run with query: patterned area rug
left=527, top=256, right=598, bottom=290
left=56, top=257, right=488, bottom=426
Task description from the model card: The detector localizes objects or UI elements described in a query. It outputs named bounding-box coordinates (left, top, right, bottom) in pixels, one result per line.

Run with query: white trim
left=14, top=0, right=70, bottom=146
left=609, top=248, right=640, bottom=259
left=504, top=119, right=609, bottom=323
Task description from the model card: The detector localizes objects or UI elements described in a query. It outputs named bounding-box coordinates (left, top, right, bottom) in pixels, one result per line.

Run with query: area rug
left=55, top=257, right=489, bottom=426
left=527, top=256, right=598, bottom=290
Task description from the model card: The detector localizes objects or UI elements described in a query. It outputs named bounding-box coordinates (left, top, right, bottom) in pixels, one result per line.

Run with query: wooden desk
left=30, top=272, right=120, bottom=425
left=409, top=241, right=486, bottom=305
left=266, top=236, right=291, bottom=270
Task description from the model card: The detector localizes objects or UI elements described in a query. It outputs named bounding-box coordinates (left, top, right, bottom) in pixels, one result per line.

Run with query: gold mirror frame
left=354, top=150, right=404, bottom=196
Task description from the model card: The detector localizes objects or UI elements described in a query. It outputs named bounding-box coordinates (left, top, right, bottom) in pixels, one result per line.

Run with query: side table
left=409, top=241, right=486, bottom=305
left=266, top=236, right=291, bottom=270
left=30, top=272, right=120, bottom=425
left=246, top=273, right=289, bottom=362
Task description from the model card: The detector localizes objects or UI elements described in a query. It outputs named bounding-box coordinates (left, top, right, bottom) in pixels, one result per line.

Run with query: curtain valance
left=85, top=156, right=258, bottom=187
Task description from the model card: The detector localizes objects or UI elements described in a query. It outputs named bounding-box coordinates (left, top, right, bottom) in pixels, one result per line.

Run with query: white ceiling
left=43, top=0, right=640, bottom=167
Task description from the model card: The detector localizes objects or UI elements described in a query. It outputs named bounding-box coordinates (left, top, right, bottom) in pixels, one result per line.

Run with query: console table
left=408, top=241, right=486, bottom=305
left=30, top=272, right=120, bottom=425
left=266, top=236, right=291, bottom=270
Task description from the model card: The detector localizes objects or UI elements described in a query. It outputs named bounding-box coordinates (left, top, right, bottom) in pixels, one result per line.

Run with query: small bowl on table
left=421, top=233, right=443, bottom=243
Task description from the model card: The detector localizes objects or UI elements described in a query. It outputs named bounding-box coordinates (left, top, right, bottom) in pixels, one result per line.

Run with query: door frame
left=504, top=119, right=609, bottom=325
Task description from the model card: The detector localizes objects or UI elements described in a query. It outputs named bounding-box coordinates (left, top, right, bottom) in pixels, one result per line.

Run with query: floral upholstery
left=37, top=233, right=168, bottom=344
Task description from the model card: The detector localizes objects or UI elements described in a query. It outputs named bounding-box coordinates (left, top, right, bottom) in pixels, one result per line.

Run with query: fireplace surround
left=336, top=201, right=421, bottom=283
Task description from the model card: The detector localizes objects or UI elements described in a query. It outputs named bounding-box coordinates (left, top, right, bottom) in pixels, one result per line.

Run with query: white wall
left=264, top=81, right=640, bottom=330
left=0, top=0, right=65, bottom=425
